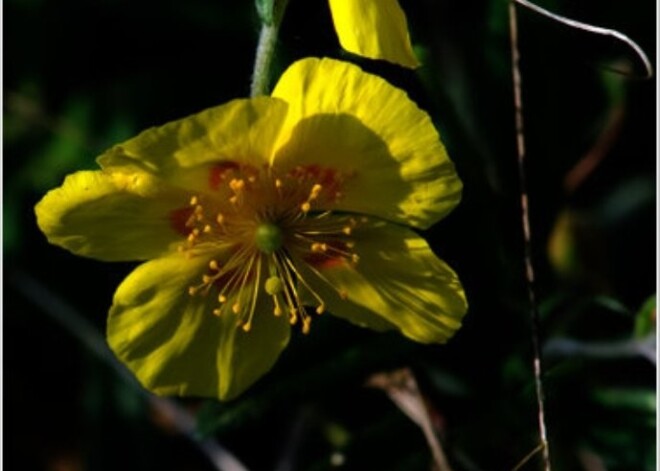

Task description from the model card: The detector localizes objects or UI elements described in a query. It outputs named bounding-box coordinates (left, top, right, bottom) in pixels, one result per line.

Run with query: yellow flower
left=35, top=58, right=466, bottom=400
left=328, top=0, right=420, bottom=68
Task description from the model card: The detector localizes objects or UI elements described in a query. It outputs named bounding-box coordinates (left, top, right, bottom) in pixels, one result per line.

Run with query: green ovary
left=254, top=223, right=284, bottom=254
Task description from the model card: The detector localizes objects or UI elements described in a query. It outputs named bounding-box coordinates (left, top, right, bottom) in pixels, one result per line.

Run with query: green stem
left=250, top=0, right=289, bottom=97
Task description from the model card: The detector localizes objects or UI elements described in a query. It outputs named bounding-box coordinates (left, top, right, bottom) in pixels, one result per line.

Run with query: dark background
left=3, top=0, right=656, bottom=470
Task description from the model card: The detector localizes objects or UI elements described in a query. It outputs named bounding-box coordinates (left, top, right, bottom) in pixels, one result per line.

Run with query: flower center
left=254, top=223, right=283, bottom=254
left=176, top=161, right=361, bottom=334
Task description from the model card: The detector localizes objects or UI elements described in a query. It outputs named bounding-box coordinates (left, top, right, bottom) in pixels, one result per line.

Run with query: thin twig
left=512, top=443, right=545, bottom=471
left=11, top=271, right=250, bottom=471
left=514, top=0, right=653, bottom=79
left=507, top=2, right=551, bottom=471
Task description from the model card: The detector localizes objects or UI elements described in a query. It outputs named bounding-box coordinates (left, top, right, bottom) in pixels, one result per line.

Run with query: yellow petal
left=272, top=58, right=462, bottom=229
left=35, top=170, right=187, bottom=261
left=299, top=219, right=467, bottom=344
left=107, top=253, right=291, bottom=400
left=98, top=97, right=288, bottom=177
left=328, top=0, right=420, bottom=68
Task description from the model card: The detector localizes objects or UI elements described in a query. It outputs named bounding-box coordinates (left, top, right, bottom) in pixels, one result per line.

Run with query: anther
left=311, top=242, right=327, bottom=253
left=216, top=213, right=225, bottom=225
left=316, top=304, right=325, bottom=315
left=188, top=286, right=198, bottom=296
left=212, top=308, right=222, bottom=316
left=218, top=294, right=227, bottom=303
left=190, top=196, right=199, bottom=206
left=209, top=260, right=220, bottom=271
left=203, top=224, right=212, bottom=233
left=229, top=178, right=245, bottom=191
left=242, top=322, right=252, bottom=332
left=301, top=202, right=311, bottom=213
left=309, top=184, right=322, bottom=200
left=232, top=303, right=241, bottom=314
left=302, top=318, right=311, bottom=335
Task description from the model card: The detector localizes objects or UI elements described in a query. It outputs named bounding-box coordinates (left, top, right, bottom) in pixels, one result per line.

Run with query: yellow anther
left=194, top=205, right=204, bottom=215
left=242, top=322, right=252, bottom=332
left=309, top=183, right=322, bottom=199
left=190, top=196, right=199, bottom=206
left=203, top=224, right=212, bottom=233
left=232, top=303, right=241, bottom=314
left=229, top=178, right=245, bottom=192
left=351, top=254, right=360, bottom=263
left=301, top=202, right=311, bottom=213
left=342, top=226, right=352, bottom=235
left=275, top=178, right=283, bottom=188
left=302, top=318, right=311, bottom=335
left=209, top=260, right=220, bottom=271
left=316, top=304, right=325, bottom=315
left=273, top=306, right=282, bottom=316
left=188, top=286, right=198, bottom=296
left=218, top=294, right=227, bottom=303
left=187, top=233, right=196, bottom=243
left=216, top=213, right=225, bottom=225
left=230, top=195, right=239, bottom=205
left=311, top=242, right=327, bottom=253
left=212, top=308, right=222, bottom=317
left=345, top=241, right=356, bottom=249
left=202, top=275, right=213, bottom=284
left=192, top=228, right=200, bottom=236
left=289, top=315, right=297, bottom=325
left=339, top=290, right=348, bottom=300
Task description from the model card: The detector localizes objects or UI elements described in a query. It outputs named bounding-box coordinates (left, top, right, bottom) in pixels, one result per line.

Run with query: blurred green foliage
left=4, top=0, right=655, bottom=470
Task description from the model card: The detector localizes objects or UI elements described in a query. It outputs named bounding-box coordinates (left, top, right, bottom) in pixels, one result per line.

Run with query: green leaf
left=593, top=388, right=656, bottom=415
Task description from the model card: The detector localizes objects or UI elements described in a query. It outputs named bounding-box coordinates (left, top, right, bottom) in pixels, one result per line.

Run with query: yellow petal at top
left=297, top=218, right=467, bottom=344
left=328, top=0, right=420, bottom=68
left=272, top=58, right=462, bottom=229
left=98, top=97, right=289, bottom=183
left=35, top=170, right=188, bottom=261
left=108, top=252, right=291, bottom=400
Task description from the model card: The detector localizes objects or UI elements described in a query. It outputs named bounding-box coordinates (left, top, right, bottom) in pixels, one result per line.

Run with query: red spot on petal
left=304, top=253, right=346, bottom=270
left=169, top=206, right=194, bottom=235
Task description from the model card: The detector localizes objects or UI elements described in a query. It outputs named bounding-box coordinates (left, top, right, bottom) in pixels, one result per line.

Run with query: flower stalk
left=251, top=0, right=289, bottom=97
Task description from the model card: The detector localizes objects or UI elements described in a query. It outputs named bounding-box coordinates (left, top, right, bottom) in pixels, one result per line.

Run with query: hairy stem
left=250, top=0, right=289, bottom=97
